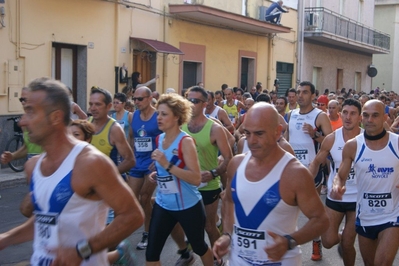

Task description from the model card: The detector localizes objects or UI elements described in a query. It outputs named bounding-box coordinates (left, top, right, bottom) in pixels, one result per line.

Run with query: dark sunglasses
left=19, top=97, right=26, bottom=103
left=132, top=96, right=149, bottom=102
left=188, top=98, right=205, bottom=104
left=317, top=103, right=325, bottom=106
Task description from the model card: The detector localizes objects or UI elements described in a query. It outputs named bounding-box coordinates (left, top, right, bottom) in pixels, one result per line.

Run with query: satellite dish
left=367, top=65, right=378, bottom=77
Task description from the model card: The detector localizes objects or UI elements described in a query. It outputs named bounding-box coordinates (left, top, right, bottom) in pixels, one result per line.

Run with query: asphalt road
left=1, top=185, right=399, bottom=265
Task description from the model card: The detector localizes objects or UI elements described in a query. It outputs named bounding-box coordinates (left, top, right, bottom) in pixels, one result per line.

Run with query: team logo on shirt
left=295, top=123, right=302, bottom=130
left=137, top=125, right=147, bottom=137
left=366, top=164, right=393, bottom=178
left=263, top=190, right=280, bottom=207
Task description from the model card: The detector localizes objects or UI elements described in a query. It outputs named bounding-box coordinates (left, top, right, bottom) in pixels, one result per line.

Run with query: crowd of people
left=1, top=75, right=399, bottom=266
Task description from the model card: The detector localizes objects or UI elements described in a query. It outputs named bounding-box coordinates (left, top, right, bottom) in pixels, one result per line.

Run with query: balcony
left=304, top=7, right=390, bottom=54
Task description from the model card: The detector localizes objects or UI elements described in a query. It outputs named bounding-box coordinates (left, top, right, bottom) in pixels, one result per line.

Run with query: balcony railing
left=304, top=7, right=390, bottom=51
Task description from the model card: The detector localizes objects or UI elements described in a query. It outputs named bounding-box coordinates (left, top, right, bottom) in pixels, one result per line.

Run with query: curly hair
left=70, top=119, right=95, bottom=142
left=156, top=93, right=192, bottom=126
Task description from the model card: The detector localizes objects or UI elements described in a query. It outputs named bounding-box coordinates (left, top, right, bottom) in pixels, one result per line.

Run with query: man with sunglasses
left=285, top=81, right=332, bottom=261
left=128, top=86, right=162, bottom=250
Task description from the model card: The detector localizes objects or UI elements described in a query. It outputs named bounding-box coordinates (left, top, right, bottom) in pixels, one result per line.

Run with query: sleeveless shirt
left=155, top=131, right=202, bottom=211
left=182, top=119, right=220, bottom=191
left=327, top=127, right=363, bottom=203
left=353, top=132, right=399, bottom=226
left=30, top=142, right=108, bottom=266
left=229, top=152, right=300, bottom=265
left=288, top=108, right=322, bottom=167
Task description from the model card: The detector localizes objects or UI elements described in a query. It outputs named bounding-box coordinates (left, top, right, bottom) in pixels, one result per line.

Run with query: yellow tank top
left=89, top=117, right=116, bottom=157
left=222, top=100, right=239, bottom=125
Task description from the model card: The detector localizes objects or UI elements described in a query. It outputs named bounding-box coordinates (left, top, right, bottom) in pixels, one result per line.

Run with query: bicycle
left=5, top=116, right=26, bottom=172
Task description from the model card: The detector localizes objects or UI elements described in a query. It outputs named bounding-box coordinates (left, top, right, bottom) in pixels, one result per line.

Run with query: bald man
left=213, top=102, right=328, bottom=266
left=331, top=99, right=399, bottom=265
left=328, top=100, right=343, bottom=131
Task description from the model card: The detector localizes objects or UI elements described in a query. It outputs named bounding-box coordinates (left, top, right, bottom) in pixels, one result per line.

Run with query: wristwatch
left=210, top=169, right=218, bottom=179
left=312, top=131, right=321, bottom=139
left=76, top=239, right=92, bottom=260
left=284, top=235, right=297, bottom=250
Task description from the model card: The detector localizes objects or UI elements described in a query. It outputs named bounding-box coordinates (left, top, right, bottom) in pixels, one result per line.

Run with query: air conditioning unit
left=259, top=6, right=268, bottom=21
left=308, top=13, right=320, bottom=28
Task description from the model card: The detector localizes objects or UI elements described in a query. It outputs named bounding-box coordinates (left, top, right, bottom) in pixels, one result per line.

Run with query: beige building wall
left=373, top=2, right=399, bottom=91
left=303, top=42, right=372, bottom=92
left=302, top=0, right=377, bottom=92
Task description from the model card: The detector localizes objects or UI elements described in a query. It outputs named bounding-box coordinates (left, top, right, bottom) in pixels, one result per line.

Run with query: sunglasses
left=132, top=96, right=149, bottom=102
left=19, top=97, right=26, bottom=103
left=113, top=101, right=123, bottom=105
left=188, top=98, right=205, bottom=104
left=317, top=103, right=325, bottom=106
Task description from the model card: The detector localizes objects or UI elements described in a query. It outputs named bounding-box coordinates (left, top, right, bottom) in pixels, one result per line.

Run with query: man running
left=0, top=77, right=143, bottom=265
left=331, top=99, right=399, bottom=266
left=213, top=102, right=328, bottom=265
left=309, top=99, right=363, bottom=266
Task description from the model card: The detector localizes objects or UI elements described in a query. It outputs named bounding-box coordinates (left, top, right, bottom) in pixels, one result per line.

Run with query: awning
left=169, top=4, right=291, bottom=36
left=130, top=37, right=184, bottom=55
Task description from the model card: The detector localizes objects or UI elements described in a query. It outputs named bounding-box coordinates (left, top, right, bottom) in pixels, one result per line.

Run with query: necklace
left=364, top=129, right=386, bottom=141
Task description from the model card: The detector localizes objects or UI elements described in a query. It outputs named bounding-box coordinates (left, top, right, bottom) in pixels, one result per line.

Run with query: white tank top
left=205, top=105, right=223, bottom=120
left=30, top=142, right=109, bottom=266
left=353, top=132, right=399, bottom=226
left=327, top=127, right=363, bottom=203
left=289, top=108, right=322, bottom=167
left=229, top=152, right=301, bottom=265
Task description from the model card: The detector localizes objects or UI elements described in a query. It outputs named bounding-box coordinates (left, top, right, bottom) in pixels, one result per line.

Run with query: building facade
left=373, top=0, right=399, bottom=92
left=301, top=0, right=390, bottom=94
left=0, top=0, right=296, bottom=163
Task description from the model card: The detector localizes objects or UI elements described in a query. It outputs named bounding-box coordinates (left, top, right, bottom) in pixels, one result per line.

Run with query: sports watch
left=284, top=235, right=297, bottom=250
left=210, top=169, right=218, bottom=178
left=76, top=239, right=92, bottom=260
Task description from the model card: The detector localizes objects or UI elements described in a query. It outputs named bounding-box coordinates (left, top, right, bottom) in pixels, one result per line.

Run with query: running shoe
left=136, top=232, right=148, bottom=250
left=311, top=240, right=323, bottom=261
left=115, top=239, right=137, bottom=266
left=175, top=250, right=194, bottom=266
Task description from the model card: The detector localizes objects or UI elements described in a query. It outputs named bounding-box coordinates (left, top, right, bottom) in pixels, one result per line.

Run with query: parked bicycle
left=4, top=116, right=26, bottom=172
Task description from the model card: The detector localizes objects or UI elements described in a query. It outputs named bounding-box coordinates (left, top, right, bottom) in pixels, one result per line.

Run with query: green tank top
left=23, top=131, right=43, bottom=156
left=182, top=119, right=220, bottom=191
left=89, top=117, right=116, bottom=156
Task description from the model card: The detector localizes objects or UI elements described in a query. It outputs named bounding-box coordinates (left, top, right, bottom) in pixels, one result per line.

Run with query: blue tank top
left=155, top=131, right=202, bottom=211
left=131, top=110, right=162, bottom=159
left=111, top=110, right=130, bottom=138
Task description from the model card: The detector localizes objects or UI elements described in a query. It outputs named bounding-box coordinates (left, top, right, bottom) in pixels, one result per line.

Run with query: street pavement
left=1, top=168, right=399, bottom=265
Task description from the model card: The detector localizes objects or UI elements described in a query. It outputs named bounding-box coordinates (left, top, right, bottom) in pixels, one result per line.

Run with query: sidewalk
left=0, top=167, right=26, bottom=189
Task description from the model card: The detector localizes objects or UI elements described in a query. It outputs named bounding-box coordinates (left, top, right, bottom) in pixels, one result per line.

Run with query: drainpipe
left=162, top=5, right=167, bottom=93
left=114, top=3, right=119, bottom=93
left=267, top=34, right=273, bottom=91
left=296, top=0, right=304, bottom=84
left=16, top=0, right=21, bottom=59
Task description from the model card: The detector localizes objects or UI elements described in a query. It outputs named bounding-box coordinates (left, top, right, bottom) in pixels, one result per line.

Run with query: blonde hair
left=156, top=93, right=192, bottom=126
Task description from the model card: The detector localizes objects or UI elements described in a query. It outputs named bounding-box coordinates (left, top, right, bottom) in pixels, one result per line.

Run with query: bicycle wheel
left=6, top=136, right=27, bottom=172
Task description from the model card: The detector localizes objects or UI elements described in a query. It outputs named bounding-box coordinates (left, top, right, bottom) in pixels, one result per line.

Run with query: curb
left=0, top=167, right=26, bottom=190
left=0, top=176, right=27, bottom=190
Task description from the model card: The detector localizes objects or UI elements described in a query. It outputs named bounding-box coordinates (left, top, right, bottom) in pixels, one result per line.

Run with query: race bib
left=233, top=225, right=268, bottom=263
left=294, top=149, right=309, bottom=166
left=33, top=212, right=59, bottom=265
left=158, top=175, right=179, bottom=194
left=228, top=114, right=236, bottom=124
left=362, top=192, right=393, bottom=214
left=134, top=137, right=152, bottom=152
